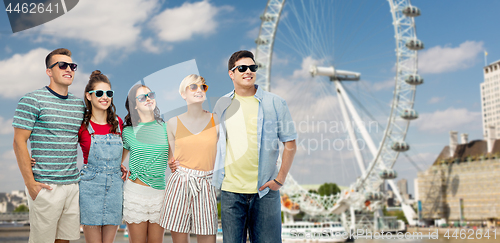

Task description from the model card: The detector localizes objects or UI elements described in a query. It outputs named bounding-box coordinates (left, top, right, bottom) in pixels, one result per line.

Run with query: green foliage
left=13, top=204, right=29, bottom=212
left=394, top=210, right=407, bottom=224
left=217, top=202, right=221, bottom=219
left=317, top=183, right=341, bottom=196
left=384, top=209, right=408, bottom=225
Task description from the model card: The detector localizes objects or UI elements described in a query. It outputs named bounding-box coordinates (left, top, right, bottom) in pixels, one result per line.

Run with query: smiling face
left=229, top=57, right=256, bottom=90
left=46, top=54, right=74, bottom=88
left=181, top=82, right=207, bottom=105
left=86, top=82, right=112, bottom=112
left=135, top=87, right=156, bottom=114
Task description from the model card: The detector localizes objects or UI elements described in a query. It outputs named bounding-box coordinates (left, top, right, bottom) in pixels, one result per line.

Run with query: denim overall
left=79, top=122, right=123, bottom=225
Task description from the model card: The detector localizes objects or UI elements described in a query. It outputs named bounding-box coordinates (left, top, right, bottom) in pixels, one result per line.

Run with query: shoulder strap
left=116, top=117, right=121, bottom=134
left=86, top=122, right=95, bottom=135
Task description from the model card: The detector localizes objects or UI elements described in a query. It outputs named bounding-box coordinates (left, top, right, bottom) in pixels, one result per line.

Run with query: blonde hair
left=179, top=74, right=206, bottom=95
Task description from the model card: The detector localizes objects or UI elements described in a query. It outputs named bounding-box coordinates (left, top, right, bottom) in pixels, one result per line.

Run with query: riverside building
left=416, top=131, right=500, bottom=227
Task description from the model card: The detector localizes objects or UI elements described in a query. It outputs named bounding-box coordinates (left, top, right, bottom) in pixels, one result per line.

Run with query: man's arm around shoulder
left=13, top=128, right=51, bottom=200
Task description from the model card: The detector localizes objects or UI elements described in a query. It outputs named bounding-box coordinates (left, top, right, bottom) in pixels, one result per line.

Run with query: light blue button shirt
left=212, top=85, right=297, bottom=198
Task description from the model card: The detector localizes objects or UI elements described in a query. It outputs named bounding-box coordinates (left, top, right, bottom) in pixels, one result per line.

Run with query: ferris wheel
left=255, top=0, right=423, bottom=228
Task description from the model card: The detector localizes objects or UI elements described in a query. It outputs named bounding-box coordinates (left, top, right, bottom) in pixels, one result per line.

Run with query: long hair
left=83, top=70, right=119, bottom=133
left=124, top=84, right=163, bottom=127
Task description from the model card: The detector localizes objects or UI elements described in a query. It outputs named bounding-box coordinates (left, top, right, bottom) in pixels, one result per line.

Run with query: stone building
left=417, top=131, right=500, bottom=227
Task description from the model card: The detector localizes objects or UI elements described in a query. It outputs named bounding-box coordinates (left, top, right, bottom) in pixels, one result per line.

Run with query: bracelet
left=274, top=179, right=283, bottom=186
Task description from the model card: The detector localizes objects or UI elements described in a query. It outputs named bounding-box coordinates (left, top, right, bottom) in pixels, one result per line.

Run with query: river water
left=0, top=228, right=497, bottom=243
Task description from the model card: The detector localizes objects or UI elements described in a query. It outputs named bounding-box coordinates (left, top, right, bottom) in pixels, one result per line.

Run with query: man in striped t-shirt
left=12, top=48, right=84, bottom=243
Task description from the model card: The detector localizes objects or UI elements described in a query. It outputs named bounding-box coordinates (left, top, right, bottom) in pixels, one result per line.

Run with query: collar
left=45, top=86, right=68, bottom=99
left=227, top=84, right=263, bottom=102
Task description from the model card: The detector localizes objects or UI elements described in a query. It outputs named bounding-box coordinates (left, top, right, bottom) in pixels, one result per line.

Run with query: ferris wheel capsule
left=402, top=6, right=421, bottom=17
left=260, top=13, right=277, bottom=22
left=391, top=141, right=410, bottom=152
left=255, top=37, right=269, bottom=45
left=364, top=191, right=383, bottom=201
left=379, top=169, right=398, bottom=179
left=400, top=109, right=419, bottom=120
left=404, top=74, right=423, bottom=85
left=405, top=39, right=424, bottom=50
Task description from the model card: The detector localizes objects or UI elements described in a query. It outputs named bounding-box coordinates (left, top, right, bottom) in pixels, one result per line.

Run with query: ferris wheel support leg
left=374, top=209, right=383, bottom=231
left=335, top=81, right=378, bottom=157
left=350, top=206, right=356, bottom=232
left=334, top=80, right=367, bottom=176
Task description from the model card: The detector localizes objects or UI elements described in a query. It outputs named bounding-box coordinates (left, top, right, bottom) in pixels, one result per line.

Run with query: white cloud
left=0, top=48, right=89, bottom=99
left=418, top=41, right=484, bottom=74
left=414, top=108, right=481, bottom=132
left=370, top=79, right=394, bottom=91
left=150, top=1, right=227, bottom=42
left=32, top=0, right=159, bottom=63
left=0, top=148, right=24, bottom=191
left=246, top=26, right=260, bottom=39
left=0, top=117, right=13, bottom=134
left=1, top=149, right=16, bottom=162
left=142, top=38, right=161, bottom=53
left=395, top=152, right=437, bottom=172
left=428, top=96, right=445, bottom=104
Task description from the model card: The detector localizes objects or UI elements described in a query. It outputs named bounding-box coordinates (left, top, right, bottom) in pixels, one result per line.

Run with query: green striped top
left=122, top=121, right=169, bottom=190
left=12, top=86, right=85, bottom=184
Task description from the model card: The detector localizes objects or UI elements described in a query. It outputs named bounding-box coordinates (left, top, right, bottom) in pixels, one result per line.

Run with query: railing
left=0, top=212, right=29, bottom=221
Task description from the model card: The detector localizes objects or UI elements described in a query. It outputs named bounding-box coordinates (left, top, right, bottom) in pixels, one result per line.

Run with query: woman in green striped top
left=121, top=84, right=170, bottom=243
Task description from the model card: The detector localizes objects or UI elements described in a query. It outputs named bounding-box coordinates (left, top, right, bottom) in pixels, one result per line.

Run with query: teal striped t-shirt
left=122, top=121, right=169, bottom=190
left=12, top=86, right=85, bottom=184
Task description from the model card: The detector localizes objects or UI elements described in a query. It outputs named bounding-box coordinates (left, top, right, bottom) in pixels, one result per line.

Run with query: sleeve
left=12, top=94, right=40, bottom=131
left=122, top=127, right=131, bottom=150
left=277, top=98, right=298, bottom=143
left=78, top=123, right=91, bottom=164
left=78, top=123, right=85, bottom=143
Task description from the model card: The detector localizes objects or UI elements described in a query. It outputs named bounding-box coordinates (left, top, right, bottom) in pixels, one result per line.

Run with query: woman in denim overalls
left=78, top=71, right=127, bottom=243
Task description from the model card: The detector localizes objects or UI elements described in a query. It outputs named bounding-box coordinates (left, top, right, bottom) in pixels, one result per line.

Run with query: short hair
left=45, top=48, right=72, bottom=68
left=228, top=50, right=255, bottom=71
left=179, top=74, right=206, bottom=95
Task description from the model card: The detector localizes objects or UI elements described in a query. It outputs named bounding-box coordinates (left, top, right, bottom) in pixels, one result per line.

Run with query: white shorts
left=159, top=166, right=218, bottom=235
left=26, top=183, right=80, bottom=243
left=123, top=180, right=165, bottom=225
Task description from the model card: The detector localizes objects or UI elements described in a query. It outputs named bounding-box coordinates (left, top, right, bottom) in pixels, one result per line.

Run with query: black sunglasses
left=48, top=61, right=78, bottom=71
left=88, top=90, right=114, bottom=98
left=230, top=64, right=258, bottom=73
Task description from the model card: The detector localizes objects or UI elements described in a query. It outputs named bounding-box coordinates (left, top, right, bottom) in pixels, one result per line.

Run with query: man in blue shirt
left=212, top=50, right=297, bottom=242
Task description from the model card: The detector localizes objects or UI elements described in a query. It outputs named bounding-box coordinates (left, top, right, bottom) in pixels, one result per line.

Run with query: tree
left=317, top=183, right=341, bottom=196
left=14, top=204, right=29, bottom=212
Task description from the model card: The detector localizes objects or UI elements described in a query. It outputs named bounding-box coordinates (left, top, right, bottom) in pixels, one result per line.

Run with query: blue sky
left=0, top=0, right=498, bottom=195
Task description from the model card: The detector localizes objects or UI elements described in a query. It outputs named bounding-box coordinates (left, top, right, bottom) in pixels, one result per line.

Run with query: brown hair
left=228, top=50, right=255, bottom=71
left=83, top=70, right=119, bottom=133
left=45, top=48, right=72, bottom=68
left=124, top=84, right=163, bottom=127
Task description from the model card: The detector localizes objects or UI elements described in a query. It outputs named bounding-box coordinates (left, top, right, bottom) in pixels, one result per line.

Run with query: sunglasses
left=48, top=61, right=78, bottom=71
left=188, top=83, right=208, bottom=92
left=136, top=91, right=156, bottom=102
left=88, top=90, right=114, bottom=98
left=230, top=64, right=258, bottom=73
